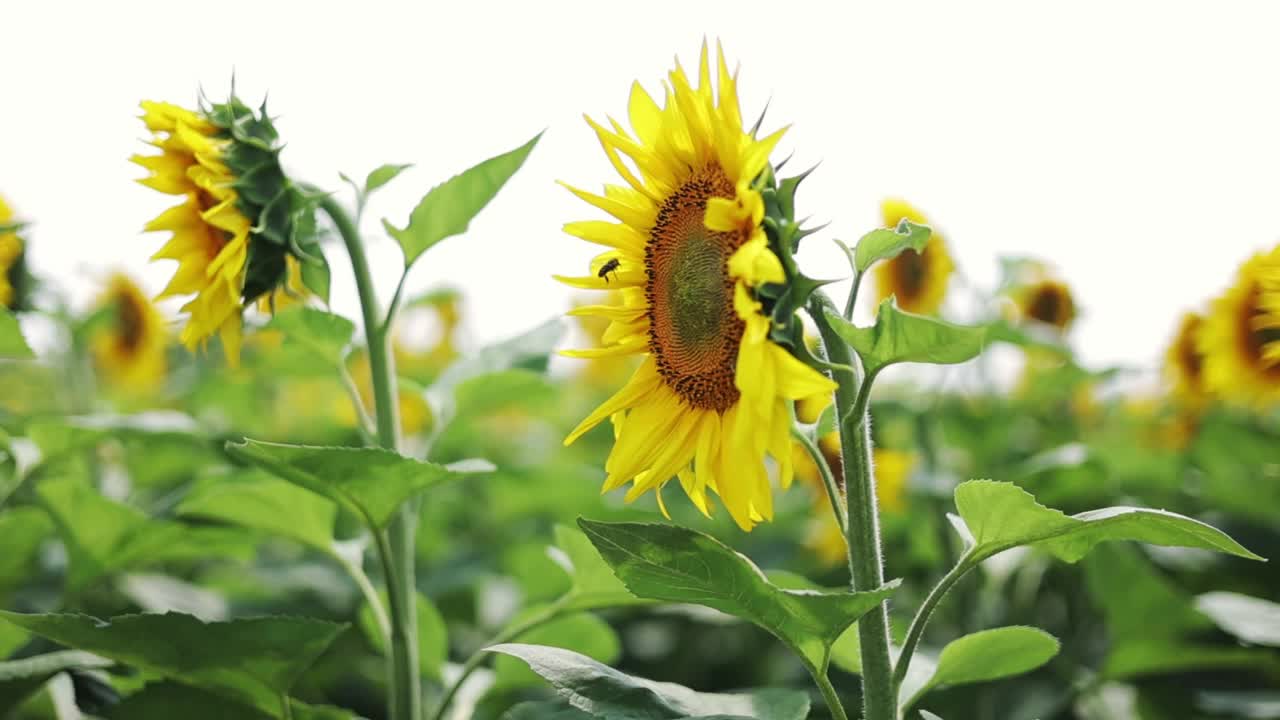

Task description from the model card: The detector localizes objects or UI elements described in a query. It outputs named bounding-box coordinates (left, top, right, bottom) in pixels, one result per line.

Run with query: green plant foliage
left=578, top=519, right=899, bottom=670
left=488, top=644, right=810, bottom=720
left=176, top=470, right=338, bottom=553
left=902, top=627, right=1060, bottom=710
left=0, top=612, right=345, bottom=713
left=0, top=650, right=112, bottom=713
left=0, top=506, right=53, bottom=590
left=952, top=479, right=1263, bottom=563
left=853, top=220, right=933, bottom=272
left=1194, top=592, right=1280, bottom=647
left=0, top=311, right=32, bottom=359
left=548, top=524, right=646, bottom=611
left=824, top=301, right=986, bottom=375
left=491, top=612, right=620, bottom=689
left=365, top=163, right=413, bottom=195
left=226, top=439, right=482, bottom=529
left=104, top=681, right=358, bottom=720
left=263, top=308, right=355, bottom=366
left=383, top=132, right=542, bottom=268
left=357, top=590, right=448, bottom=681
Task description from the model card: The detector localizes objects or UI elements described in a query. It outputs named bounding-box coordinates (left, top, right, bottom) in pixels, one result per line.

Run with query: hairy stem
left=812, top=293, right=896, bottom=720
left=790, top=425, right=847, bottom=537
left=812, top=667, right=851, bottom=720
left=895, top=556, right=975, bottom=692
left=320, top=195, right=419, bottom=720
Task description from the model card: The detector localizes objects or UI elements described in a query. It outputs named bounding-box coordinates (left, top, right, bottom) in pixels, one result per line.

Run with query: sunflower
left=874, top=199, right=954, bottom=315
left=1017, top=279, right=1076, bottom=332
left=1165, top=312, right=1209, bottom=406
left=133, top=94, right=321, bottom=367
left=559, top=43, right=836, bottom=531
left=0, top=194, right=27, bottom=311
left=91, top=274, right=168, bottom=391
left=1200, top=246, right=1280, bottom=405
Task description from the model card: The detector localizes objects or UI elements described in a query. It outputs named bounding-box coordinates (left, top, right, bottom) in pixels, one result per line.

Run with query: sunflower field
left=1, top=35, right=1279, bottom=720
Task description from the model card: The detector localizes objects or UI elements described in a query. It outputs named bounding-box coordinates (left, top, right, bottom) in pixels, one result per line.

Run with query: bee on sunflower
left=1200, top=245, right=1280, bottom=406
left=874, top=199, right=954, bottom=315
left=558, top=42, right=837, bottom=531
left=91, top=274, right=168, bottom=392
left=0, top=194, right=32, bottom=312
left=132, top=91, right=324, bottom=367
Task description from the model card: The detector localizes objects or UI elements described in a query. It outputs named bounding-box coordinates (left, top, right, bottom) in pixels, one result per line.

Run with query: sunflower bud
left=0, top=195, right=33, bottom=312
left=133, top=91, right=323, bottom=366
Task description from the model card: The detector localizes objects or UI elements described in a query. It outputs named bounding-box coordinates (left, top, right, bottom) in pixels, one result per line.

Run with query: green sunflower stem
left=320, top=195, right=420, bottom=720
left=812, top=293, right=897, bottom=720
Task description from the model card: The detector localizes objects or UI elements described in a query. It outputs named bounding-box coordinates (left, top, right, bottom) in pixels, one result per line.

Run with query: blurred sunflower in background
left=559, top=43, right=835, bottom=531
left=1165, top=312, right=1210, bottom=407
left=133, top=94, right=322, bottom=367
left=1200, top=246, right=1280, bottom=405
left=91, top=274, right=167, bottom=392
left=875, top=199, right=954, bottom=315
left=0, top=194, right=30, bottom=311
left=1016, top=276, right=1076, bottom=332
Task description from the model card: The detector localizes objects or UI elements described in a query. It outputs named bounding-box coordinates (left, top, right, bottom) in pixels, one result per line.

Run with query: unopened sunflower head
left=875, top=199, right=954, bottom=315
left=1199, top=245, right=1280, bottom=406
left=133, top=91, right=323, bottom=367
left=91, top=274, right=168, bottom=392
left=0, top=194, right=33, bottom=312
left=557, top=42, right=836, bottom=531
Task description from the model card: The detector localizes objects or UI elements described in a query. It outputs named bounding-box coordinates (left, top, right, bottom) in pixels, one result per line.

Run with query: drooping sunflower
left=559, top=43, right=837, bottom=531
left=0, top=194, right=29, bottom=311
left=91, top=274, right=168, bottom=392
left=874, top=198, right=954, bottom=315
left=1165, top=311, right=1209, bottom=406
left=133, top=94, right=321, bottom=366
left=1200, top=246, right=1280, bottom=405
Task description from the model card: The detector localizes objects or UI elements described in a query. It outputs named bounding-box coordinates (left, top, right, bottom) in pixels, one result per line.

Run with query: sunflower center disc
left=1029, top=286, right=1069, bottom=327
left=646, top=165, right=745, bottom=412
left=892, top=249, right=927, bottom=302
left=118, top=292, right=146, bottom=351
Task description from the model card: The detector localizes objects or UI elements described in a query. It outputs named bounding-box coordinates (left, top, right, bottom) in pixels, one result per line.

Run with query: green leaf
left=853, top=220, right=933, bottom=272
left=0, top=623, right=26, bottom=659
left=577, top=519, right=899, bottom=669
left=453, top=369, right=557, bottom=419
left=824, top=300, right=986, bottom=376
left=548, top=524, right=645, bottom=611
left=226, top=439, right=480, bottom=529
left=357, top=590, right=447, bottom=681
left=176, top=470, right=337, bottom=553
left=383, top=132, right=541, bottom=268
left=492, top=612, right=620, bottom=689
left=262, top=307, right=354, bottom=366
left=1195, top=592, right=1280, bottom=647
left=299, top=252, right=331, bottom=304
left=37, top=476, right=254, bottom=592
left=0, top=651, right=112, bottom=714
left=365, top=163, right=413, bottom=194
left=0, top=506, right=53, bottom=590
left=904, top=627, right=1059, bottom=709
left=953, top=480, right=1264, bottom=563
left=0, top=311, right=33, bottom=359
left=105, top=681, right=357, bottom=720
left=0, top=612, right=344, bottom=712
left=503, top=702, right=595, bottom=720
left=488, top=644, right=809, bottom=720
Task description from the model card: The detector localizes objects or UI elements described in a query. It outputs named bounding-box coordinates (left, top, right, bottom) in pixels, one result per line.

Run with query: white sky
left=6, top=1, right=1280, bottom=377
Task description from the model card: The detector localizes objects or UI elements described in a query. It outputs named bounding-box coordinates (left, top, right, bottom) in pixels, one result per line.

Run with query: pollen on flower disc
left=645, top=165, right=747, bottom=412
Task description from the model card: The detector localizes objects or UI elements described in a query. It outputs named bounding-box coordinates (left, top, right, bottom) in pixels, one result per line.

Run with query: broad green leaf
left=365, top=163, right=413, bottom=194
left=548, top=524, right=644, bottom=611
left=577, top=519, right=899, bottom=669
left=453, top=369, right=556, bottom=419
left=38, top=476, right=254, bottom=592
left=489, top=644, right=809, bottom=720
left=432, top=317, right=563, bottom=394
left=503, top=702, right=594, bottom=720
left=954, top=480, right=1263, bottom=563
left=25, top=413, right=205, bottom=459
left=0, top=612, right=345, bottom=712
left=1104, top=642, right=1280, bottom=679
left=357, top=590, right=447, bottom=681
left=176, top=470, right=337, bottom=553
left=0, top=311, right=33, bottom=359
left=0, top=506, right=53, bottom=590
left=383, top=132, right=542, bottom=268
left=105, top=681, right=357, bottom=720
left=0, top=623, right=26, bottom=659
left=919, top=712, right=946, bottom=720
left=1083, top=544, right=1210, bottom=644
left=904, top=627, right=1060, bottom=709
left=262, top=308, right=354, bottom=366
left=1195, top=592, right=1280, bottom=647
left=492, top=611, right=620, bottom=689
left=824, top=300, right=986, bottom=376
left=0, top=651, right=112, bottom=713
left=853, top=220, right=932, bottom=272
left=226, top=439, right=479, bottom=529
